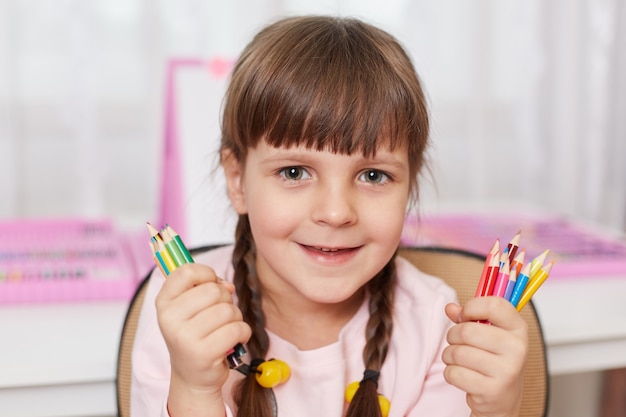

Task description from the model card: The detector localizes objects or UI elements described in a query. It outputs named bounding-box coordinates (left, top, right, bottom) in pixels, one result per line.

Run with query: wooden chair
left=397, top=247, right=548, bottom=417
left=116, top=246, right=548, bottom=417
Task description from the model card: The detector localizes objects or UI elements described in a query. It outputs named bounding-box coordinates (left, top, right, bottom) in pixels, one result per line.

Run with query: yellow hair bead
left=378, top=394, right=391, bottom=417
left=255, top=359, right=291, bottom=388
left=345, top=381, right=360, bottom=402
left=272, top=358, right=291, bottom=381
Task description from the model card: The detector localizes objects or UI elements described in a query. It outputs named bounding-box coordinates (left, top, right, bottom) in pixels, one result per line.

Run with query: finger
left=449, top=322, right=527, bottom=361
left=189, top=317, right=251, bottom=363
left=458, top=296, right=526, bottom=332
left=218, top=279, right=236, bottom=295
left=157, top=264, right=221, bottom=301
left=187, top=301, right=245, bottom=339
left=442, top=343, right=498, bottom=377
left=443, top=363, right=494, bottom=396
left=168, top=281, right=236, bottom=321
left=445, top=303, right=462, bottom=323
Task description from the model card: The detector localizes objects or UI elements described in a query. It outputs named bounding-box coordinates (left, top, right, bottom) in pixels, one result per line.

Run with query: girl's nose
left=311, top=184, right=358, bottom=227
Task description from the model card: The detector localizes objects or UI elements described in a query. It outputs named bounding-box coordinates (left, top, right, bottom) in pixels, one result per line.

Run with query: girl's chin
left=300, top=283, right=366, bottom=306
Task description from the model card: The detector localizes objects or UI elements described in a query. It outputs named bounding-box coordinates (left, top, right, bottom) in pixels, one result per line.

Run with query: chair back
left=398, top=246, right=548, bottom=417
left=116, top=275, right=150, bottom=417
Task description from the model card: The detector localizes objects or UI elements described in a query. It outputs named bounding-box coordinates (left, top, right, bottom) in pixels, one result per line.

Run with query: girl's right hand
left=155, top=263, right=251, bottom=400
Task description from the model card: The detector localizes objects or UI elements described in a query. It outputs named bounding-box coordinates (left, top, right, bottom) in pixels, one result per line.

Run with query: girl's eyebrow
left=365, top=154, right=408, bottom=169
left=261, top=150, right=407, bottom=168
left=260, top=151, right=407, bottom=169
left=258, top=151, right=318, bottom=165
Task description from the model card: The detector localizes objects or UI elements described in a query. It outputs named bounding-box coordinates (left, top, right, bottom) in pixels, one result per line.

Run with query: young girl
left=132, top=15, right=528, bottom=417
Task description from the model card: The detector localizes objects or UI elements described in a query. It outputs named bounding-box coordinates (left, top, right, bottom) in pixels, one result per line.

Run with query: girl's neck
left=261, top=287, right=366, bottom=351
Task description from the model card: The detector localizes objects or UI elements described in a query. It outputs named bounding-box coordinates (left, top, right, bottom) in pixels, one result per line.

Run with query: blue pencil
left=509, top=263, right=532, bottom=307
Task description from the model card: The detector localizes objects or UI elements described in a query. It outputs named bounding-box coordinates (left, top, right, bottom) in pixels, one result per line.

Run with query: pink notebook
left=0, top=218, right=145, bottom=304
left=401, top=212, right=626, bottom=280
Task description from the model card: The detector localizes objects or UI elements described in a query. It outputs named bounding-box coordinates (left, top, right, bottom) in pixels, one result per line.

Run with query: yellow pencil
left=150, top=241, right=168, bottom=276
left=516, top=261, right=554, bottom=311
left=155, top=238, right=176, bottom=273
left=529, top=249, right=550, bottom=282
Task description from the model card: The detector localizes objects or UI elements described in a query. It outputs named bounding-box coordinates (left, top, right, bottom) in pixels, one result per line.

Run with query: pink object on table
left=0, top=218, right=143, bottom=304
left=402, top=211, right=626, bottom=280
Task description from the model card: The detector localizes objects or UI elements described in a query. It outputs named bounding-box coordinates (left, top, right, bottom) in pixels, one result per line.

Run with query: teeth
left=318, top=247, right=339, bottom=252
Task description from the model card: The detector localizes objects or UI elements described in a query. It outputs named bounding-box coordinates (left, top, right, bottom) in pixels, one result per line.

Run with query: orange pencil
left=510, top=248, right=525, bottom=276
left=149, top=241, right=168, bottom=276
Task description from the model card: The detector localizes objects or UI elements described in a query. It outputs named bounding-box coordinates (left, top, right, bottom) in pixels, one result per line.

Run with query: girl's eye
left=360, top=169, right=389, bottom=184
left=279, top=166, right=310, bottom=181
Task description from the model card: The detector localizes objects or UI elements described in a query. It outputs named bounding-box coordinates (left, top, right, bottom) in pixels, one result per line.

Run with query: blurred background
left=1, top=0, right=624, bottom=231
left=0, top=1, right=625, bottom=416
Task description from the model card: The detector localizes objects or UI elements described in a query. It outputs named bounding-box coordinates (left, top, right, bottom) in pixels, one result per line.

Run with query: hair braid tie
left=361, top=369, right=380, bottom=387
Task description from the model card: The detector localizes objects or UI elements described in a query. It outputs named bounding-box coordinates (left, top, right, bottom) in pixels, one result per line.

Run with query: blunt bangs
left=222, top=16, right=429, bottom=179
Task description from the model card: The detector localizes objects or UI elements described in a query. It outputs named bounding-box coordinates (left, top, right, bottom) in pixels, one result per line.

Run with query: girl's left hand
left=442, top=296, right=528, bottom=417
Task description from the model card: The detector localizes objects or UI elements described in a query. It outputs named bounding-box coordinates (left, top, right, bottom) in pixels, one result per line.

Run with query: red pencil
left=506, top=230, right=521, bottom=264
left=475, top=240, right=500, bottom=297
left=477, top=249, right=501, bottom=297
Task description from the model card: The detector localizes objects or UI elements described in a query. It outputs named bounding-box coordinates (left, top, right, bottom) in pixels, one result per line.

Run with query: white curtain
left=1, top=0, right=625, bottom=231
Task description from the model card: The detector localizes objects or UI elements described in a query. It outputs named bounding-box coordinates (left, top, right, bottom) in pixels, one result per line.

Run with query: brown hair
left=221, top=15, right=430, bottom=417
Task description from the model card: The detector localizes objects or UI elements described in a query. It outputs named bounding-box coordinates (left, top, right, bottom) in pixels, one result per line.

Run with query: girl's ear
left=221, top=149, right=248, bottom=214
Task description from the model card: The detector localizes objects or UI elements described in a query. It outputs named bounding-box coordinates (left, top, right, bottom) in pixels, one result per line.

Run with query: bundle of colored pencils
left=475, top=230, right=554, bottom=311
left=147, top=222, right=246, bottom=369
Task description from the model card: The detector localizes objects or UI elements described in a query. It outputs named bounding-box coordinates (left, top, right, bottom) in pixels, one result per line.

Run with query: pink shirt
left=131, top=245, right=469, bottom=416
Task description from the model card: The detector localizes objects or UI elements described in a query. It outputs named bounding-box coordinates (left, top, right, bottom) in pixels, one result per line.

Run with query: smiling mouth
left=304, top=245, right=360, bottom=254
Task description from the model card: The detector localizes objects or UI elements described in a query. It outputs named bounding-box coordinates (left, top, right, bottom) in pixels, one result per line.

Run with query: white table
left=0, top=301, right=128, bottom=417
left=2, top=276, right=626, bottom=417
left=533, top=276, right=626, bottom=375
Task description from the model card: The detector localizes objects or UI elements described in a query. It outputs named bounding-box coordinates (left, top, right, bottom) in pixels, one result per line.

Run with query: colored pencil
left=161, top=228, right=186, bottom=267
left=509, top=249, right=525, bottom=277
left=503, top=266, right=518, bottom=301
left=165, top=225, right=194, bottom=263
left=155, top=238, right=176, bottom=273
left=529, top=249, right=550, bottom=282
left=475, top=240, right=500, bottom=297
left=146, top=222, right=162, bottom=241
left=150, top=241, right=169, bottom=276
left=478, top=252, right=501, bottom=297
left=492, top=256, right=510, bottom=298
left=146, top=221, right=246, bottom=369
left=516, top=261, right=554, bottom=311
left=505, top=230, right=521, bottom=264
left=509, top=263, right=532, bottom=308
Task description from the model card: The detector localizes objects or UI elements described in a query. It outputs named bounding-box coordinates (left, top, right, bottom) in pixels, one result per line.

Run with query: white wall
left=1, top=0, right=625, bottom=233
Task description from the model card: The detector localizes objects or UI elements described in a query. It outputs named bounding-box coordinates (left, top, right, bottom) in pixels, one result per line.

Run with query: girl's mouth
left=302, top=245, right=360, bottom=255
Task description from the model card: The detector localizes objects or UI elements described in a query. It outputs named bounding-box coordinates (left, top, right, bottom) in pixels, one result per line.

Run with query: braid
left=346, top=253, right=397, bottom=417
left=231, top=214, right=275, bottom=417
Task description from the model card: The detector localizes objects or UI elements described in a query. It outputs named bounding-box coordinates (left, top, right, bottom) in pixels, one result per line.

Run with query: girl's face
left=223, top=139, right=411, bottom=308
